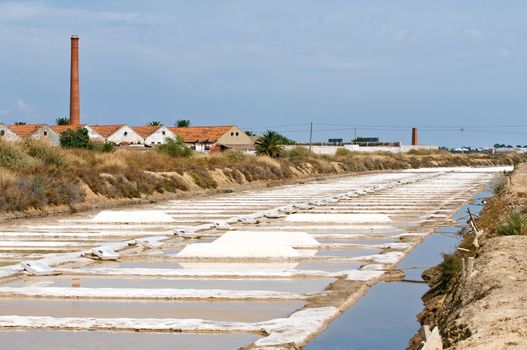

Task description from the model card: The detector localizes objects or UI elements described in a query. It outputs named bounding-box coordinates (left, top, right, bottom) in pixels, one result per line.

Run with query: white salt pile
left=92, top=210, right=174, bottom=223
left=214, top=231, right=321, bottom=248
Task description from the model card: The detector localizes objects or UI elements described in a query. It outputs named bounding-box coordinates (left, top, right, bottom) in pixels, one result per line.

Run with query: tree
left=56, top=117, right=70, bottom=125
left=275, top=133, right=296, bottom=145
left=245, top=131, right=256, bottom=136
left=147, top=121, right=162, bottom=126
left=14, top=121, right=26, bottom=125
left=175, top=119, right=191, bottom=127
left=156, top=136, right=193, bottom=157
left=59, top=127, right=93, bottom=149
left=254, top=130, right=287, bottom=158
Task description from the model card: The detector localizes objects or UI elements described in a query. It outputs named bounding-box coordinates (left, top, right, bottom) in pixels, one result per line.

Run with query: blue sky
left=0, top=1, right=526, bottom=146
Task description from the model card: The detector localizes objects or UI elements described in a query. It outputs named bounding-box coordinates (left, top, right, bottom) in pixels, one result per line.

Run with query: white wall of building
left=145, top=127, right=176, bottom=145
left=107, top=125, right=144, bottom=145
left=284, top=144, right=439, bottom=156
left=0, top=124, right=21, bottom=142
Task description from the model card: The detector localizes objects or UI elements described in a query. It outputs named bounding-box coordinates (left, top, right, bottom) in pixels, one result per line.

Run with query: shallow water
left=306, top=282, right=428, bottom=350
left=0, top=330, right=259, bottom=350
left=295, top=261, right=362, bottom=272
left=315, top=248, right=381, bottom=258
left=305, top=188, right=494, bottom=349
left=1, top=276, right=333, bottom=293
left=0, top=299, right=304, bottom=322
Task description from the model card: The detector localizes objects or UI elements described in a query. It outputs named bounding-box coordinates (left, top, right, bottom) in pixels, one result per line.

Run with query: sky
left=0, top=0, right=526, bottom=147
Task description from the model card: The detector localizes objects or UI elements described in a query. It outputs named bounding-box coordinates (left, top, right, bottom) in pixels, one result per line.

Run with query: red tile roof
left=90, top=125, right=124, bottom=138
left=8, top=124, right=46, bottom=138
left=50, top=124, right=87, bottom=134
left=169, top=126, right=234, bottom=143
left=131, top=126, right=162, bottom=138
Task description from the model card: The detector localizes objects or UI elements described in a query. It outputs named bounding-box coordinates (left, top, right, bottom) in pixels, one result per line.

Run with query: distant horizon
left=0, top=1, right=525, bottom=147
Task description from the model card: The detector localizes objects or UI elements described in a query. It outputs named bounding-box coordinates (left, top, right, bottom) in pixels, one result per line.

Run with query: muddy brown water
left=0, top=299, right=304, bottom=322
left=0, top=330, right=259, bottom=350
left=1, top=276, right=334, bottom=294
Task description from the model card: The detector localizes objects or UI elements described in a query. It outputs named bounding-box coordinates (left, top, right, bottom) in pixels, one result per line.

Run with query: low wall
left=284, top=144, right=439, bottom=156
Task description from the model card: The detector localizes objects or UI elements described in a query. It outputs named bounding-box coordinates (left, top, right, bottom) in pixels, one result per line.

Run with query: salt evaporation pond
left=2, top=276, right=333, bottom=293
left=0, top=299, right=304, bottom=322
left=305, top=187, right=492, bottom=349
left=0, top=331, right=259, bottom=350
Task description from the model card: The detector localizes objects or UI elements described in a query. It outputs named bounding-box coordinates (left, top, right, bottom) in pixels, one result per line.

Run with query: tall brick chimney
left=69, top=35, right=80, bottom=125
left=411, top=128, right=418, bottom=145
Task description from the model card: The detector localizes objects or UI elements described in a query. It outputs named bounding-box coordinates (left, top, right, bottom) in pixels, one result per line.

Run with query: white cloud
left=16, top=99, right=30, bottom=111
left=0, top=2, right=142, bottom=25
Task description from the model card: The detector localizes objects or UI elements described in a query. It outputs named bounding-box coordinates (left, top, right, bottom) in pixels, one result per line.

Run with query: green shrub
left=496, top=211, right=527, bottom=236
left=60, top=127, right=93, bottom=149
left=437, top=253, right=463, bottom=292
left=286, top=146, right=310, bottom=161
left=0, top=141, right=32, bottom=170
left=92, top=141, right=114, bottom=153
left=189, top=168, right=217, bottom=189
left=21, top=139, right=67, bottom=168
left=335, top=148, right=354, bottom=157
left=493, top=176, right=507, bottom=194
left=156, top=137, right=193, bottom=157
left=224, top=150, right=247, bottom=161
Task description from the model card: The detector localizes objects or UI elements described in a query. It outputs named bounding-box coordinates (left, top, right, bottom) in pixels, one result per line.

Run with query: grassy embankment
left=0, top=139, right=524, bottom=216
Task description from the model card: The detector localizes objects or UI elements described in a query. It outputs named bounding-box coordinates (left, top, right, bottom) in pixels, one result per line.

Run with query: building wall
left=284, top=144, right=439, bottom=156
left=107, top=126, right=143, bottom=145
left=0, top=124, right=21, bottom=142
left=217, top=127, right=253, bottom=146
left=84, top=126, right=104, bottom=141
left=144, top=127, right=176, bottom=145
left=31, top=125, right=60, bottom=146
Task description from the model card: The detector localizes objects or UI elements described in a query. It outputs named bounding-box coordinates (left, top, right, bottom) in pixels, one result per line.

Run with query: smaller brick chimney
left=69, top=35, right=80, bottom=125
left=411, top=128, right=418, bottom=145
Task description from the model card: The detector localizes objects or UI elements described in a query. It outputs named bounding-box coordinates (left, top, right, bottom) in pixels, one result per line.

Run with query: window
left=236, top=132, right=239, bottom=136
left=162, top=131, right=166, bottom=135
left=0, top=130, right=4, bottom=137
left=124, top=131, right=128, bottom=136
left=43, top=131, right=48, bottom=136
left=231, top=132, right=234, bottom=136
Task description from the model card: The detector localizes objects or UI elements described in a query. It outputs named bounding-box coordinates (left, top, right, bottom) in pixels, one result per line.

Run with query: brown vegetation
left=0, top=140, right=524, bottom=216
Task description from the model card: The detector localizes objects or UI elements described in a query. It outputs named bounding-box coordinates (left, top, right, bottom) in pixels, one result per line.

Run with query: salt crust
left=92, top=210, right=174, bottom=223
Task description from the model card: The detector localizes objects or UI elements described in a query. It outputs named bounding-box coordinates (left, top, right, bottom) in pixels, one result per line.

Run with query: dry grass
left=0, top=140, right=524, bottom=214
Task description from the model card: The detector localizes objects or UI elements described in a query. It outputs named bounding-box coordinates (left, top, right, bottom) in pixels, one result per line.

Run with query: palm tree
left=147, top=121, right=162, bottom=126
left=14, top=121, right=26, bottom=125
left=175, top=119, right=191, bottom=127
left=56, top=117, right=70, bottom=125
left=254, top=130, right=285, bottom=158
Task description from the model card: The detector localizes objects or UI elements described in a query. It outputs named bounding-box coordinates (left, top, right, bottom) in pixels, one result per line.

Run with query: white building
left=90, top=125, right=144, bottom=145
left=2, top=124, right=60, bottom=146
left=131, top=126, right=176, bottom=146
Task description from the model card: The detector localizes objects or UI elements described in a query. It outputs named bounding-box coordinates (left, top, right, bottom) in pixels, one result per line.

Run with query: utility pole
left=309, top=122, right=313, bottom=153
left=354, top=127, right=357, bottom=141
left=461, top=128, right=464, bottom=154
